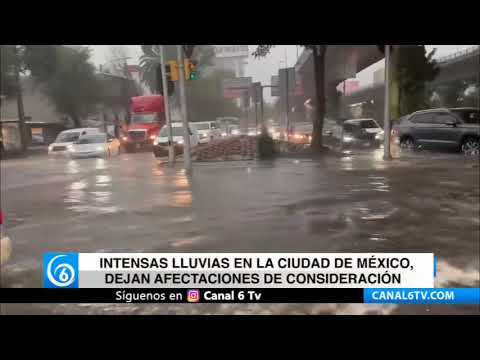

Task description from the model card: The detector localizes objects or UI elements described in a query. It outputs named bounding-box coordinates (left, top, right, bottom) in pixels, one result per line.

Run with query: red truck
left=122, top=95, right=166, bottom=152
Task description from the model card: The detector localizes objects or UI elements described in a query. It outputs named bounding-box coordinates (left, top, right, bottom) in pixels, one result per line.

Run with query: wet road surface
left=1, top=148, right=479, bottom=314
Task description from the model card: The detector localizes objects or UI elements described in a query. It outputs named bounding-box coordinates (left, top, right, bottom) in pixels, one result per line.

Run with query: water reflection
left=169, top=190, right=192, bottom=207
left=65, top=160, right=80, bottom=174
left=95, top=158, right=107, bottom=170
left=64, top=170, right=119, bottom=214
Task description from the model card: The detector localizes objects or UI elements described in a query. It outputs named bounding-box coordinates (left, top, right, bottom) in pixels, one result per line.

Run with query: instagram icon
left=187, top=289, right=200, bottom=303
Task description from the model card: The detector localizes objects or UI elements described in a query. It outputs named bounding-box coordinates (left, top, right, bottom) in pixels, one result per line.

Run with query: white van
left=48, top=128, right=101, bottom=156
left=190, top=121, right=222, bottom=144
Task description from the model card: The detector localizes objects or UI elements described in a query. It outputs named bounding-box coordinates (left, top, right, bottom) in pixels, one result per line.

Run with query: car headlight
left=97, top=146, right=104, bottom=151
left=48, top=145, right=54, bottom=151
left=375, top=132, right=384, bottom=140
left=177, top=138, right=184, bottom=144
left=232, top=129, right=240, bottom=135
left=122, top=136, right=128, bottom=141
left=153, top=138, right=159, bottom=146
left=149, top=134, right=156, bottom=140
left=67, top=144, right=74, bottom=152
left=343, top=136, right=354, bottom=142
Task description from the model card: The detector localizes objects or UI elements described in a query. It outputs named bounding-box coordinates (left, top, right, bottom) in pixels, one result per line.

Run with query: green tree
left=396, top=46, right=439, bottom=115
left=186, top=69, right=241, bottom=122
left=30, top=46, right=101, bottom=127
left=0, top=46, right=17, bottom=97
left=254, top=45, right=328, bottom=151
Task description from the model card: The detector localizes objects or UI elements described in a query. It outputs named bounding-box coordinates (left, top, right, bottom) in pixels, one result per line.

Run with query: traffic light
left=155, top=64, right=175, bottom=96
left=167, top=60, right=179, bottom=81
left=184, top=59, right=198, bottom=80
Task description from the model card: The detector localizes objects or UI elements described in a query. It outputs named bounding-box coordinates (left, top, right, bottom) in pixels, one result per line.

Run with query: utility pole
left=383, top=45, right=391, bottom=160
left=260, top=86, right=264, bottom=128
left=254, top=97, right=258, bottom=131
left=177, top=45, right=192, bottom=173
left=285, top=69, right=290, bottom=141
left=13, top=46, right=27, bottom=153
left=159, top=45, right=175, bottom=165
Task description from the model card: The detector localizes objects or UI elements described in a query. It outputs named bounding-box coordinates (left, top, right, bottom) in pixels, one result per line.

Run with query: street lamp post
left=159, top=45, right=175, bottom=165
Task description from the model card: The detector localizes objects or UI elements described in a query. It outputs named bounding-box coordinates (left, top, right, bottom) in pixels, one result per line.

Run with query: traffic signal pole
left=159, top=45, right=175, bottom=165
left=177, top=45, right=192, bottom=173
left=383, top=45, right=391, bottom=160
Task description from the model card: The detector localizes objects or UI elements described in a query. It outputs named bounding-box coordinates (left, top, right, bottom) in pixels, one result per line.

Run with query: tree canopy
left=396, top=46, right=439, bottom=115
left=186, top=69, right=242, bottom=122
left=26, top=46, right=102, bottom=127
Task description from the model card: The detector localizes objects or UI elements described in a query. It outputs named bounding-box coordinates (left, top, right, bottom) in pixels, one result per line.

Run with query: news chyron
left=42, top=252, right=480, bottom=304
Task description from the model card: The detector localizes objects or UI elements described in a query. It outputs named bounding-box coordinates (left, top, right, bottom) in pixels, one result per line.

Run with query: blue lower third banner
left=364, top=288, right=480, bottom=304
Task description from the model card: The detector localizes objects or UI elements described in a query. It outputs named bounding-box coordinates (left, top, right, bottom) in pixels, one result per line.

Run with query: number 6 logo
left=46, top=254, right=76, bottom=287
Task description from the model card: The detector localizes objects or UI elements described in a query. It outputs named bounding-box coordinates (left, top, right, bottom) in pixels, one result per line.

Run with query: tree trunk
left=310, top=45, right=327, bottom=152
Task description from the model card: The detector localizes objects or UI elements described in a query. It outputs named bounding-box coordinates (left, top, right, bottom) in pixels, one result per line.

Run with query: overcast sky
left=89, top=45, right=474, bottom=102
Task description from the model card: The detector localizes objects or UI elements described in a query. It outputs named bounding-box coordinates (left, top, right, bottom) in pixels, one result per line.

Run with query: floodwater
left=1, top=148, right=479, bottom=314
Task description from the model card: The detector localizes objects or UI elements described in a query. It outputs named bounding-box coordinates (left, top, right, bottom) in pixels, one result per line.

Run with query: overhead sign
left=271, top=76, right=279, bottom=97
left=223, top=77, right=252, bottom=99
left=279, top=68, right=296, bottom=98
left=215, top=45, right=249, bottom=58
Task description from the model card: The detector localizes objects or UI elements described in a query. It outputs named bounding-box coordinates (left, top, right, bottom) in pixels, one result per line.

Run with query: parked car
left=245, top=127, right=260, bottom=136
left=228, top=125, right=241, bottom=136
left=392, top=107, right=479, bottom=154
left=68, top=133, right=121, bottom=158
left=341, top=118, right=383, bottom=148
left=48, top=128, right=101, bottom=156
left=0, top=210, right=11, bottom=265
left=190, top=121, right=222, bottom=143
left=31, top=134, right=45, bottom=146
left=290, top=122, right=313, bottom=144
left=153, top=122, right=199, bottom=158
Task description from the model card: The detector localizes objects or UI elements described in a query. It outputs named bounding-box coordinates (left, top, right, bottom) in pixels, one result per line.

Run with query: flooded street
left=1, top=149, right=479, bottom=314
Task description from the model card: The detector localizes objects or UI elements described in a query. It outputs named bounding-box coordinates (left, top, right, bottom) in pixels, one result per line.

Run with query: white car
left=153, top=123, right=199, bottom=157
left=48, top=128, right=101, bottom=156
left=190, top=121, right=221, bottom=143
left=68, top=133, right=121, bottom=158
left=228, top=125, right=241, bottom=136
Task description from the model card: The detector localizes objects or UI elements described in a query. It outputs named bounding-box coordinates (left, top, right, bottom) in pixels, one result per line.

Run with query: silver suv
left=393, top=108, right=479, bottom=155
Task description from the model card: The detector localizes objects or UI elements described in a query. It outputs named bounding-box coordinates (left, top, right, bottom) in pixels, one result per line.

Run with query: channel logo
left=187, top=289, right=200, bottom=303
left=43, top=253, right=79, bottom=288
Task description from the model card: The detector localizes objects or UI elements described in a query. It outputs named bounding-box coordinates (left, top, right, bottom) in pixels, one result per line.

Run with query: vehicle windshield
left=343, top=124, right=360, bottom=133
left=452, top=110, right=479, bottom=124
left=293, top=124, right=313, bottom=132
left=159, top=127, right=187, bottom=137
left=76, top=134, right=106, bottom=144
left=192, top=123, right=210, bottom=130
left=56, top=132, right=80, bottom=143
left=360, top=120, right=379, bottom=129
left=131, top=113, right=158, bottom=124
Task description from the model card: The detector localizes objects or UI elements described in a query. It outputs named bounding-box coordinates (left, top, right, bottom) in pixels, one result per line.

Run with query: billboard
left=223, top=77, right=252, bottom=99
left=215, top=45, right=249, bottom=58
